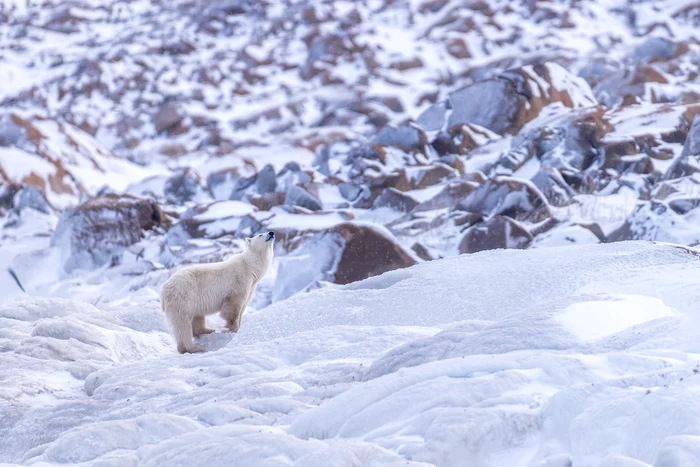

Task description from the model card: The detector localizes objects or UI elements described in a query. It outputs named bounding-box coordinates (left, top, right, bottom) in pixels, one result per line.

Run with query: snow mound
left=6, top=241, right=700, bottom=466
left=556, top=294, right=678, bottom=342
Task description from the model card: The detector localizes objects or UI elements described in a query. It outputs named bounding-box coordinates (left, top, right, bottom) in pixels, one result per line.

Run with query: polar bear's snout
left=266, top=231, right=275, bottom=242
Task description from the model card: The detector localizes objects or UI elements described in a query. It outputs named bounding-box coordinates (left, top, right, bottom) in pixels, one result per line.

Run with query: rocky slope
left=1, top=0, right=699, bottom=306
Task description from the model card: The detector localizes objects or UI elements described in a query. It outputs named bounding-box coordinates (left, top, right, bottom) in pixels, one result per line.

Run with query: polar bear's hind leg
left=192, top=316, right=215, bottom=337
left=166, top=302, right=204, bottom=354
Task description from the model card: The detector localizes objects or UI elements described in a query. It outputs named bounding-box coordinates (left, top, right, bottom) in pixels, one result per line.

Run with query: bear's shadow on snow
left=196, top=330, right=235, bottom=352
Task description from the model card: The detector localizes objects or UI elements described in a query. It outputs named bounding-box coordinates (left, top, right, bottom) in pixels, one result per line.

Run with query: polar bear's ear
left=245, top=237, right=252, bottom=245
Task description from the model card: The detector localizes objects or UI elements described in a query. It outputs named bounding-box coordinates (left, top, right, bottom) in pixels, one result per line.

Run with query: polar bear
left=161, top=231, right=275, bottom=353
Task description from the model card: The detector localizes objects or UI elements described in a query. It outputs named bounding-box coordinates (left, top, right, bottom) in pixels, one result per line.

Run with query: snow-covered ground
left=2, top=0, right=700, bottom=465
left=4, top=241, right=700, bottom=466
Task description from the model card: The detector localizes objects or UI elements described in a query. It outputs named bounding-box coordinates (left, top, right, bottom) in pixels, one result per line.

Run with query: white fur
left=161, top=233, right=274, bottom=353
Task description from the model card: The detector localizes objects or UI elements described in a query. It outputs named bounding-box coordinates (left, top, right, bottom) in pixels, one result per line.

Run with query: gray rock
left=51, top=195, right=170, bottom=271
left=338, top=183, right=362, bottom=202
left=0, top=114, right=25, bottom=147
left=665, top=115, right=700, bottom=179
left=373, top=125, right=424, bottom=150
left=632, top=37, right=677, bottom=63
left=164, top=168, right=210, bottom=204
left=256, top=164, right=277, bottom=195
left=285, top=185, right=322, bottom=211
left=418, top=79, right=522, bottom=135
left=12, top=186, right=53, bottom=214
left=229, top=174, right=257, bottom=201
left=457, top=177, right=550, bottom=222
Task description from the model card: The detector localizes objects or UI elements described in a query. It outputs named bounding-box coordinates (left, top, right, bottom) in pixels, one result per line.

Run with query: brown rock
left=0, top=114, right=130, bottom=204
left=446, top=38, right=471, bottom=59
left=373, top=188, right=419, bottom=212
left=159, top=143, right=188, bottom=157
left=411, top=242, right=436, bottom=261
left=448, top=123, right=501, bottom=155
left=249, top=192, right=286, bottom=211
left=379, top=96, right=404, bottom=113
left=389, top=57, right=424, bottom=71
left=331, top=223, right=417, bottom=285
left=352, top=169, right=412, bottom=208
left=411, top=163, right=455, bottom=189
left=459, top=215, right=533, bottom=254
left=155, top=103, right=185, bottom=134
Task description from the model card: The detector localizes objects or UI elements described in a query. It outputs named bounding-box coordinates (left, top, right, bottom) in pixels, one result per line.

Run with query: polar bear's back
left=161, top=259, right=243, bottom=316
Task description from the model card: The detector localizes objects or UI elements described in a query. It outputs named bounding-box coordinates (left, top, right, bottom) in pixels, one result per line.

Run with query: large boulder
left=285, top=185, right=323, bottom=211
left=272, top=222, right=418, bottom=301
left=51, top=195, right=170, bottom=271
left=331, top=223, right=418, bottom=285
left=417, top=62, right=597, bottom=136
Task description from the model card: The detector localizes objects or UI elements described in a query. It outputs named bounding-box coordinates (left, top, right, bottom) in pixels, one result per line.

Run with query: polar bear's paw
left=178, top=343, right=205, bottom=354
left=193, top=327, right=215, bottom=337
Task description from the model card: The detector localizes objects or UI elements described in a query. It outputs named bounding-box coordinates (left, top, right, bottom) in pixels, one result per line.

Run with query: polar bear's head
left=245, top=231, right=275, bottom=253
left=239, top=231, right=275, bottom=277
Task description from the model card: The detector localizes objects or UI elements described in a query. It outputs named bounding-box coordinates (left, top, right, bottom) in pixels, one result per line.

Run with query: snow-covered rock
left=51, top=195, right=170, bottom=271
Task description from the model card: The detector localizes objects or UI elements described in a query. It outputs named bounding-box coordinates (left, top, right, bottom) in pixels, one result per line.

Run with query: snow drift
left=4, top=241, right=700, bottom=466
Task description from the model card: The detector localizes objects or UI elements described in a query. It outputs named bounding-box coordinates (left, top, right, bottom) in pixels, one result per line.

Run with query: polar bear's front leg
left=192, top=316, right=215, bottom=337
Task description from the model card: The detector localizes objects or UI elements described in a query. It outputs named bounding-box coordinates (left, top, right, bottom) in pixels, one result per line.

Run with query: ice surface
left=5, top=242, right=700, bottom=465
